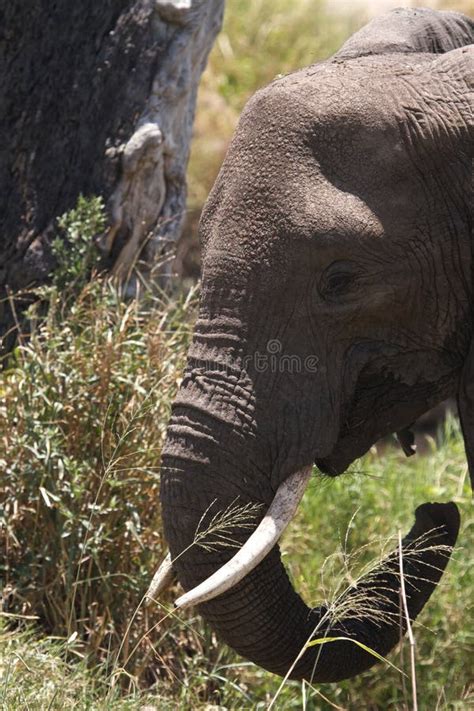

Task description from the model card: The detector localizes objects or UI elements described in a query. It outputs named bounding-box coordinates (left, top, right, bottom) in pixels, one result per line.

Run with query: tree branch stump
left=0, top=0, right=224, bottom=341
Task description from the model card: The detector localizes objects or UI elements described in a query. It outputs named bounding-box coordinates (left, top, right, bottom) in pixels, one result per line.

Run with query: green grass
left=287, top=426, right=474, bottom=709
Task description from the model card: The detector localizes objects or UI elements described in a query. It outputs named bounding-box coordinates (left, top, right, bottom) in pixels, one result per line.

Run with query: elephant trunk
left=160, top=405, right=460, bottom=682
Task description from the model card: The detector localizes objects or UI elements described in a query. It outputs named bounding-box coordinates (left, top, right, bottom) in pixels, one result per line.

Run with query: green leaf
left=305, top=636, right=405, bottom=676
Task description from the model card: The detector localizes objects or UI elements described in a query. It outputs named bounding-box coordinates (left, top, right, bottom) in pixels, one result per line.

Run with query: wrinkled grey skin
left=160, top=8, right=473, bottom=682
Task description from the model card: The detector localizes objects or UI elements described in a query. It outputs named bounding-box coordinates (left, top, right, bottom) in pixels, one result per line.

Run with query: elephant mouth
left=315, top=428, right=379, bottom=476
left=315, top=450, right=358, bottom=476
left=316, top=357, right=457, bottom=476
left=315, top=415, right=380, bottom=475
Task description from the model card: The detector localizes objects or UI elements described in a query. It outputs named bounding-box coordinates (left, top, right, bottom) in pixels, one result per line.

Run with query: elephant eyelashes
left=319, top=261, right=359, bottom=300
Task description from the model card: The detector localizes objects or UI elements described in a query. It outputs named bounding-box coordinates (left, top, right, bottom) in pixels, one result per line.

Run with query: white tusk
left=175, top=466, right=312, bottom=610
left=145, top=552, right=175, bottom=606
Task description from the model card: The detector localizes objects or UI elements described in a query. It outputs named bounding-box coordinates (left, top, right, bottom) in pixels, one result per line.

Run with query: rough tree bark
left=0, top=0, right=224, bottom=342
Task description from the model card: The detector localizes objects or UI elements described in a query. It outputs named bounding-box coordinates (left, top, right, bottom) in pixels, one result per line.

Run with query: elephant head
left=158, top=9, right=472, bottom=682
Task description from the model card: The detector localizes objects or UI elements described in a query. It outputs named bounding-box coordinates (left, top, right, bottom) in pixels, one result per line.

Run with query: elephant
left=155, top=8, right=473, bottom=683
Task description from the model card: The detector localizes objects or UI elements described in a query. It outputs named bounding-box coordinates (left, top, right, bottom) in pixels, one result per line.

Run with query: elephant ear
left=458, top=340, right=474, bottom=491
left=448, top=46, right=474, bottom=492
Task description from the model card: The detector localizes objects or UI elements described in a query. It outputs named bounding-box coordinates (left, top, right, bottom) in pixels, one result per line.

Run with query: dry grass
left=0, top=199, right=198, bottom=689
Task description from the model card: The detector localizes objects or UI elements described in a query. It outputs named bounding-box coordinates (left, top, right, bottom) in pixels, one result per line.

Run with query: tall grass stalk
left=398, top=531, right=418, bottom=711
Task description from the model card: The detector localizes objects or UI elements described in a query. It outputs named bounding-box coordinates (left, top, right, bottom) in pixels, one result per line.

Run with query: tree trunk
left=0, top=0, right=224, bottom=342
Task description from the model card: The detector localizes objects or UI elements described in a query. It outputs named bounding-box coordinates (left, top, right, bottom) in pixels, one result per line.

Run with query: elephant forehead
left=201, top=57, right=437, bottom=263
left=203, top=145, right=387, bottom=250
left=202, top=189, right=384, bottom=279
left=297, top=182, right=385, bottom=238
left=205, top=75, right=411, bottom=214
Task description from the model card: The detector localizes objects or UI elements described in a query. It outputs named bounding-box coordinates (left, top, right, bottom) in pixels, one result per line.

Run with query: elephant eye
left=319, top=260, right=358, bottom=300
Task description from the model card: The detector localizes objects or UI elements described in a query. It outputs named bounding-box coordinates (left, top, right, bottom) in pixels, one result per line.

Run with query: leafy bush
left=51, top=194, right=106, bottom=296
